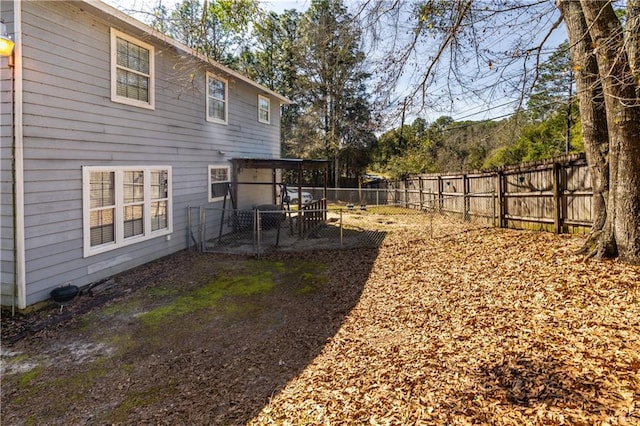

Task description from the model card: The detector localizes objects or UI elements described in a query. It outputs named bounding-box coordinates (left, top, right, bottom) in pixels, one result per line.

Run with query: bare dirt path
left=2, top=213, right=639, bottom=425
left=1, top=250, right=376, bottom=425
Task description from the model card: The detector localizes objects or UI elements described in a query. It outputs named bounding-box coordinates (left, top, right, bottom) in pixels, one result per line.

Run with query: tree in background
left=522, top=41, right=581, bottom=157
left=242, top=10, right=303, bottom=157
left=150, top=0, right=259, bottom=66
left=296, top=0, right=375, bottom=186
left=373, top=117, right=435, bottom=178
left=482, top=113, right=570, bottom=168
left=527, top=42, right=574, bottom=121
left=147, top=0, right=374, bottom=185
left=241, top=1, right=375, bottom=184
left=338, top=80, right=377, bottom=181
left=364, top=0, right=640, bottom=264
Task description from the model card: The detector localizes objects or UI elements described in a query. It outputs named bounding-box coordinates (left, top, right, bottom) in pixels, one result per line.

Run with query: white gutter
left=13, top=0, right=25, bottom=309
left=88, top=0, right=292, bottom=105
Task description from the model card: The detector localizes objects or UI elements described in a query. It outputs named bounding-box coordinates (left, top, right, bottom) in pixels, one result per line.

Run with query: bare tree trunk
left=628, top=0, right=640, bottom=99
left=557, top=0, right=609, bottom=254
left=580, top=0, right=640, bottom=264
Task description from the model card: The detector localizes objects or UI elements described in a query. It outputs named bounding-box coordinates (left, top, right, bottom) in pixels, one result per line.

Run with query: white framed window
left=83, top=166, right=171, bottom=257
left=209, top=165, right=231, bottom=202
left=206, top=73, right=228, bottom=124
left=258, top=95, right=270, bottom=124
left=110, top=28, right=155, bottom=109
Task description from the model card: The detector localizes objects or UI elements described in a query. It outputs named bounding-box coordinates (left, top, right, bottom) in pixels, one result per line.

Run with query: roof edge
left=86, top=0, right=292, bottom=104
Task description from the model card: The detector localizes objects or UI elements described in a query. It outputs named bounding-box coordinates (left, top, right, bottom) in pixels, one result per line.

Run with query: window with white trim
left=209, top=165, right=231, bottom=202
left=110, top=28, right=155, bottom=109
left=258, top=95, right=270, bottom=124
left=206, top=73, right=228, bottom=124
left=83, top=166, right=171, bottom=257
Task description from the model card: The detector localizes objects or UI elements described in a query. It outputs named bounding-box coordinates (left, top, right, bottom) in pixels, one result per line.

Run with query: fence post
left=199, top=206, right=205, bottom=252
left=255, top=209, right=261, bottom=255
left=340, top=209, right=343, bottom=249
left=187, top=207, right=191, bottom=250
left=553, top=162, right=563, bottom=234
left=322, top=198, right=327, bottom=221
left=463, top=174, right=469, bottom=221
left=419, top=176, right=424, bottom=210
left=492, top=190, right=497, bottom=227
left=561, top=163, right=569, bottom=232
left=497, top=171, right=506, bottom=228
left=437, top=176, right=443, bottom=213
left=404, top=179, right=409, bottom=208
left=394, top=182, right=398, bottom=207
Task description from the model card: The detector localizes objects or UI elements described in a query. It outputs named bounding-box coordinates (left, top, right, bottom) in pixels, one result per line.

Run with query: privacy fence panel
left=405, top=179, right=422, bottom=209
left=467, top=174, right=497, bottom=225
left=387, top=154, right=592, bottom=234
left=564, top=161, right=592, bottom=232
left=421, top=177, right=441, bottom=207
left=441, top=175, right=465, bottom=215
left=503, top=165, right=556, bottom=231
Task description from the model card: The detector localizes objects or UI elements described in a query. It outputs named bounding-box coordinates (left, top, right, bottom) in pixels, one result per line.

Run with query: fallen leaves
left=249, top=213, right=640, bottom=425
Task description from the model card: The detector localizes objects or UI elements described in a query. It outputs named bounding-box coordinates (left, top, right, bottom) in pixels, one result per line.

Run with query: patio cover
left=231, top=158, right=330, bottom=206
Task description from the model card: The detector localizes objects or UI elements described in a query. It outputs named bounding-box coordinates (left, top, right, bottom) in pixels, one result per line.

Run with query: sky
left=105, top=0, right=310, bottom=14
left=103, top=0, right=568, bottom=126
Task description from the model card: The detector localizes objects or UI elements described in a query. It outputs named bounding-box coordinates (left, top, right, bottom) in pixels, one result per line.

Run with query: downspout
left=12, top=0, right=25, bottom=309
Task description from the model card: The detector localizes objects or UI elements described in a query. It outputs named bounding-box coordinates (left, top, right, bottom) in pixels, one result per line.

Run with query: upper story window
left=83, top=166, right=171, bottom=257
left=206, top=72, right=228, bottom=124
left=209, top=165, right=231, bottom=202
left=110, top=28, right=155, bottom=109
left=258, top=95, right=270, bottom=124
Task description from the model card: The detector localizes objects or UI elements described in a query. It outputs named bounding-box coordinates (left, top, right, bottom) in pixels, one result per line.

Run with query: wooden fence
left=386, top=154, right=593, bottom=234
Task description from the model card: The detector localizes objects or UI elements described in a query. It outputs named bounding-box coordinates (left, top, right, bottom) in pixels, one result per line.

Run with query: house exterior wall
left=1, top=0, right=283, bottom=307
left=0, top=0, right=16, bottom=306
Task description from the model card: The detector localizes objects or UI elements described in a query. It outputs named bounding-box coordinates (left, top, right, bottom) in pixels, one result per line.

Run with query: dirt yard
left=1, top=212, right=639, bottom=425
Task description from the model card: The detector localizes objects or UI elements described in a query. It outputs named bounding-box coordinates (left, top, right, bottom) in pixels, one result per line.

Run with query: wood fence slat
left=389, top=154, right=592, bottom=234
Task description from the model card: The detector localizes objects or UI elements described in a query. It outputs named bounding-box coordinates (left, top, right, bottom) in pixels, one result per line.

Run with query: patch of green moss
left=133, top=259, right=328, bottom=327
left=258, top=259, right=285, bottom=273
left=7, top=352, right=30, bottom=364
left=225, top=271, right=275, bottom=296
left=300, top=272, right=315, bottom=281
left=107, top=333, right=137, bottom=355
left=296, top=284, right=316, bottom=294
left=14, top=361, right=110, bottom=418
left=223, top=301, right=260, bottom=317
left=139, top=270, right=275, bottom=327
left=100, top=299, right=142, bottom=318
left=107, top=385, right=175, bottom=422
left=289, top=263, right=328, bottom=295
left=51, top=361, right=109, bottom=392
left=508, top=222, right=554, bottom=232
left=144, top=286, right=178, bottom=298
left=19, top=364, right=43, bottom=388
left=74, top=317, right=93, bottom=332
left=120, top=363, right=135, bottom=374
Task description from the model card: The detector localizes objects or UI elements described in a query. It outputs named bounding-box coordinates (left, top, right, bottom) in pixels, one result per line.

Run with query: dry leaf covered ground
left=2, top=211, right=639, bottom=425
left=250, top=213, right=640, bottom=425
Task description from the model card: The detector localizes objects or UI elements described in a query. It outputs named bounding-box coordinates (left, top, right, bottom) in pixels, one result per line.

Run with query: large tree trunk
left=557, top=0, right=609, bottom=247
left=628, top=0, right=640, bottom=99
left=579, top=0, right=640, bottom=264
